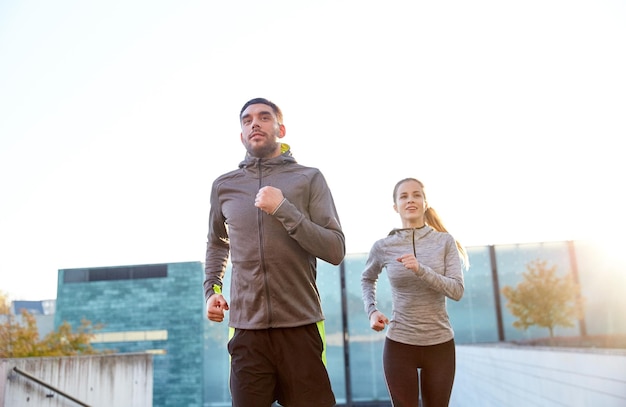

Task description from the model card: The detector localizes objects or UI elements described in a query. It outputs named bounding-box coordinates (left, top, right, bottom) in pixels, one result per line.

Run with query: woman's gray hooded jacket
left=361, top=226, right=464, bottom=346
left=204, top=145, right=345, bottom=329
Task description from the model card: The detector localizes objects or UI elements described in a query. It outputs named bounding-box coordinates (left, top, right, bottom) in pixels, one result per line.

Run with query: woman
left=361, top=177, right=469, bottom=407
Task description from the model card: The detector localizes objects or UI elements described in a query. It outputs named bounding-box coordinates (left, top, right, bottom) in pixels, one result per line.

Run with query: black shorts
left=227, top=322, right=336, bottom=407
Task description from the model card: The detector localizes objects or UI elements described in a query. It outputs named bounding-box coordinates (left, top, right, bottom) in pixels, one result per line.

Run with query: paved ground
left=513, top=334, right=626, bottom=349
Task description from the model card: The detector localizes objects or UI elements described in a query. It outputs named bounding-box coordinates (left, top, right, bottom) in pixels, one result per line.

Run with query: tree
left=0, top=292, right=110, bottom=358
left=0, top=291, right=10, bottom=315
left=40, top=318, right=107, bottom=357
left=501, top=259, right=584, bottom=338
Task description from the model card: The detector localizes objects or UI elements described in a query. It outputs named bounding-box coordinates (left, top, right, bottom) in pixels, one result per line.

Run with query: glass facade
left=203, top=239, right=625, bottom=406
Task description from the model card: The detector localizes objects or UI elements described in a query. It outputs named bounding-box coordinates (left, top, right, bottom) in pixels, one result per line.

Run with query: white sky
left=1, top=0, right=625, bottom=301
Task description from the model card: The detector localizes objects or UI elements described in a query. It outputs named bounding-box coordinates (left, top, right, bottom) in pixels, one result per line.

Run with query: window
left=63, top=264, right=168, bottom=283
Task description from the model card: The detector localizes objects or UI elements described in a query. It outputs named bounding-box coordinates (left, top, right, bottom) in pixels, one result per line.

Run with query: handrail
left=12, top=366, right=92, bottom=407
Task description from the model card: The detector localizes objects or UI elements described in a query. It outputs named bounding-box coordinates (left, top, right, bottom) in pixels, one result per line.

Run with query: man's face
left=240, top=103, right=286, bottom=159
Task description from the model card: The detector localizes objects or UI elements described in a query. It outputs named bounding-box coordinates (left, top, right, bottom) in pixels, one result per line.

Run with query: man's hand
left=254, top=186, right=284, bottom=215
left=369, top=310, right=389, bottom=332
left=207, top=294, right=229, bottom=323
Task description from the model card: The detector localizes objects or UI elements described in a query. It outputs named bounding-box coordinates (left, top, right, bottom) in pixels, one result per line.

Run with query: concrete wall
left=0, top=353, right=152, bottom=407
left=451, top=344, right=626, bottom=407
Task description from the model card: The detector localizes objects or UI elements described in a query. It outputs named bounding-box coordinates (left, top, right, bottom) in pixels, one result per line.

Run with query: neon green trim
left=316, top=320, right=328, bottom=366
left=213, top=284, right=221, bottom=294
left=228, top=327, right=235, bottom=380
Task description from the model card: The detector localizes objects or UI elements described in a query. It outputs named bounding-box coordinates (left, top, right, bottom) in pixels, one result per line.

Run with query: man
left=204, top=98, right=345, bottom=407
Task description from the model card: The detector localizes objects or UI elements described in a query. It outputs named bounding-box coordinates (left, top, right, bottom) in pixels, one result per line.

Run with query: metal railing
left=12, top=366, right=91, bottom=407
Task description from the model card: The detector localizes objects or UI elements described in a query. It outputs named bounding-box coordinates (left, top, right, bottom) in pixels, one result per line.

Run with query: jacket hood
left=238, top=143, right=296, bottom=169
left=388, top=225, right=433, bottom=237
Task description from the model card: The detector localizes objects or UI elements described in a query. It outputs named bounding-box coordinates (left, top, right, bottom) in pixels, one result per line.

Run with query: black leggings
left=383, top=337, right=455, bottom=407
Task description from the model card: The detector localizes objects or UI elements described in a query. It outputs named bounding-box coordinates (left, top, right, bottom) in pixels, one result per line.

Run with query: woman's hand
left=397, top=253, right=420, bottom=273
left=369, top=310, right=389, bottom=332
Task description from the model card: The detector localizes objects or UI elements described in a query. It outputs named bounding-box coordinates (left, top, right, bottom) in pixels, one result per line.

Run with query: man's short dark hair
left=240, top=98, right=283, bottom=124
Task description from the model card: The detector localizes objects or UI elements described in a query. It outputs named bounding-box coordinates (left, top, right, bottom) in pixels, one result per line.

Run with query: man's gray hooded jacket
left=204, top=145, right=345, bottom=329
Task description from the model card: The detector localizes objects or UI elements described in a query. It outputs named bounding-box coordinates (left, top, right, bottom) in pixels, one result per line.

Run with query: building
left=55, top=261, right=205, bottom=407
left=9, top=299, right=56, bottom=339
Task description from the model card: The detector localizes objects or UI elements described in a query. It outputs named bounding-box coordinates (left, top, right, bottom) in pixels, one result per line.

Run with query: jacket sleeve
left=413, top=234, right=465, bottom=301
left=203, top=181, right=230, bottom=301
left=361, top=240, right=385, bottom=317
left=272, top=171, right=345, bottom=265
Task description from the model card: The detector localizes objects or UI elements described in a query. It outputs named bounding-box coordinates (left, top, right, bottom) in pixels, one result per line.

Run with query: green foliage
left=501, top=259, right=584, bottom=337
left=0, top=307, right=111, bottom=358
left=0, top=291, right=10, bottom=315
left=39, top=318, right=109, bottom=357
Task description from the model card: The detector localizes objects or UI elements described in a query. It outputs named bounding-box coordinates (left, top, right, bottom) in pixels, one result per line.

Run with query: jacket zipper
left=257, top=160, right=273, bottom=326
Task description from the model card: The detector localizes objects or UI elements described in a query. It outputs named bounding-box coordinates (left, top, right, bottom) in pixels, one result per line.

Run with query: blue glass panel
left=449, top=245, right=499, bottom=344
left=495, top=241, right=579, bottom=341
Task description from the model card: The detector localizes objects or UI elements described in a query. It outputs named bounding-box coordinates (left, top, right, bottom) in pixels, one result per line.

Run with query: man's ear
left=277, top=124, right=286, bottom=138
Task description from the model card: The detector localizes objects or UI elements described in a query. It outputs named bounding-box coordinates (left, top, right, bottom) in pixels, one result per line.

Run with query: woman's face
left=393, top=180, right=427, bottom=226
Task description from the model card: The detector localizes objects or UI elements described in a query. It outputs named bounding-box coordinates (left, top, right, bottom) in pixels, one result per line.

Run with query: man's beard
left=245, top=135, right=280, bottom=159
